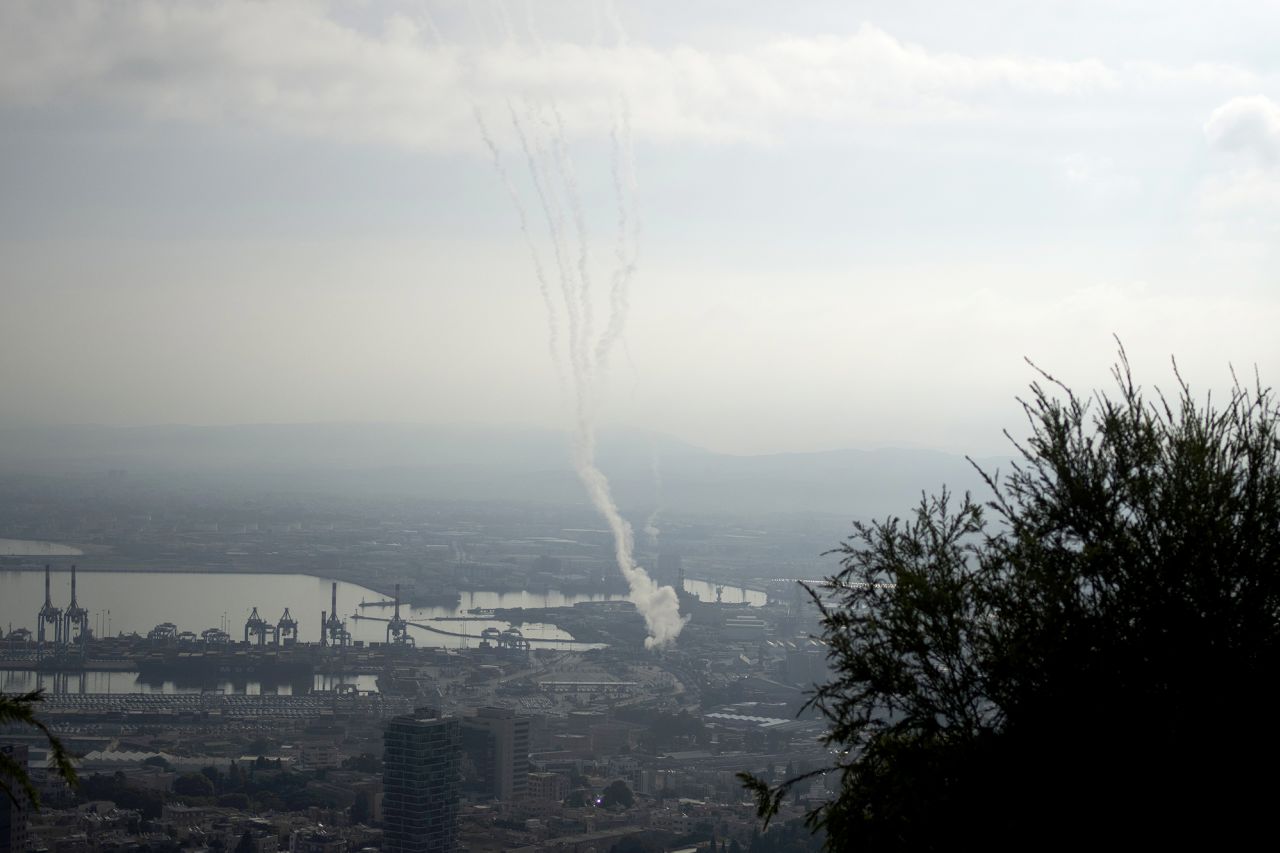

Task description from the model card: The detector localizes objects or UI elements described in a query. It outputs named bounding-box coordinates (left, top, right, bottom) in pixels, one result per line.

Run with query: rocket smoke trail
left=596, top=95, right=638, bottom=370
left=531, top=97, right=684, bottom=648
left=572, top=420, right=684, bottom=648
left=595, top=0, right=638, bottom=370
left=509, top=99, right=584, bottom=385
left=422, top=8, right=564, bottom=393
left=463, top=3, right=685, bottom=647
left=549, top=104, right=597, bottom=357
left=473, top=105, right=562, bottom=383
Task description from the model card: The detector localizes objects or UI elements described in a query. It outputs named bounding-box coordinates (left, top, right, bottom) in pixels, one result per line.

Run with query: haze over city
left=4, top=0, right=1277, bottom=456
left=3, top=5, right=1280, bottom=853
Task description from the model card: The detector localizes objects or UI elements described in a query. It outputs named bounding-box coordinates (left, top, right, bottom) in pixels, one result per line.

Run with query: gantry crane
left=36, top=564, right=63, bottom=665
left=244, top=607, right=278, bottom=646
left=62, top=564, right=89, bottom=659
left=277, top=608, right=298, bottom=644
left=386, top=584, right=414, bottom=646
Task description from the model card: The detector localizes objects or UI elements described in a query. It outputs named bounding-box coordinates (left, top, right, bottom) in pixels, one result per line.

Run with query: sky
left=1, top=0, right=1278, bottom=456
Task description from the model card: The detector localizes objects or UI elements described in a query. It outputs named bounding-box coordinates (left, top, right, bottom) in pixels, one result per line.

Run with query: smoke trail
left=603, top=0, right=628, bottom=45
left=427, top=6, right=566, bottom=391
left=542, top=103, right=595, bottom=357
left=595, top=2, right=639, bottom=369
left=473, top=105, right=563, bottom=383
left=464, top=4, right=685, bottom=647
left=417, top=5, right=445, bottom=45
left=572, top=423, right=685, bottom=648
left=509, top=98, right=584, bottom=386
left=596, top=95, right=638, bottom=369
left=488, top=0, right=516, bottom=43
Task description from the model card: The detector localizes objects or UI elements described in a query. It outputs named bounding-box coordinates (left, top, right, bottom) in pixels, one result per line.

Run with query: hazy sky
left=2, top=1, right=1278, bottom=455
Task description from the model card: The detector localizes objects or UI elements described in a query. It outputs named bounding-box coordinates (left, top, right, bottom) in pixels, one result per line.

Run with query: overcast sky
left=2, top=0, right=1278, bottom=455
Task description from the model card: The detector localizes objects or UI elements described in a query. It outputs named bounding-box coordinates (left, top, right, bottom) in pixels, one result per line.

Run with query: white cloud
left=1060, top=153, right=1140, bottom=199
left=1198, top=168, right=1280, bottom=218
left=1194, top=95, right=1280, bottom=259
left=1204, top=94, right=1280, bottom=162
left=0, top=1, right=1258, bottom=151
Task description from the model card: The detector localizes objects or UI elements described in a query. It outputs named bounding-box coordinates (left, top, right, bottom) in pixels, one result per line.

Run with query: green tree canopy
left=173, top=772, right=216, bottom=798
left=744, top=351, right=1280, bottom=849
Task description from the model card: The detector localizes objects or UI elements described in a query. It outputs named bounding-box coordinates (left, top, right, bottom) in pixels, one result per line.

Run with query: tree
left=79, top=772, right=163, bottom=819
left=234, top=830, right=255, bottom=853
left=217, top=792, right=250, bottom=810
left=0, top=690, right=77, bottom=809
left=173, top=772, right=215, bottom=798
left=349, top=789, right=373, bottom=825
left=743, top=350, right=1280, bottom=849
left=341, top=753, right=381, bottom=774
left=608, top=839, right=656, bottom=853
left=200, top=765, right=223, bottom=789
left=600, top=779, right=634, bottom=810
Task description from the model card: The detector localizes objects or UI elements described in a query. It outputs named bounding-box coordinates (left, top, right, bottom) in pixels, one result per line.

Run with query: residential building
left=460, top=707, right=529, bottom=802
left=1, top=744, right=31, bottom=853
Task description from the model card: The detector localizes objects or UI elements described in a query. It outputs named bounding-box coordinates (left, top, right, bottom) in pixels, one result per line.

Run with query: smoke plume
left=464, top=4, right=685, bottom=648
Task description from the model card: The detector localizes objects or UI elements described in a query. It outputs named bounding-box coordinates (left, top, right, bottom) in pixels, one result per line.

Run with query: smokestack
left=321, top=611, right=327, bottom=646
left=44, top=564, right=51, bottom=606
left=331, top=582, right=337, bottom=622
left=394, top=584, right=400, bottom=620
left=70, top=564, right=77, bottom=604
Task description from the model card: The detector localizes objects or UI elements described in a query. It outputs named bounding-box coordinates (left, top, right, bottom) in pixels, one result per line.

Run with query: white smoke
left=572, top=421, right=684, bottom=648
left=596, top=95, right=638, bottom=371
left=462, top=2, right=686, bottom=648
left=472, top=104, right=562, bottom=387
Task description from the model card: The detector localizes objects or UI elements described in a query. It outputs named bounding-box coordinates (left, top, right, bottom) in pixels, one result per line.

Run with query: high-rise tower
left=383, top=708, right=460, bottom=853
left=461, top=707, right=530, bottom=801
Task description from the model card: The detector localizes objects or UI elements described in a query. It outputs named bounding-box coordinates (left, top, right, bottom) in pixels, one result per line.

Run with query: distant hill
left=0, top=423, right=1008, bottom=518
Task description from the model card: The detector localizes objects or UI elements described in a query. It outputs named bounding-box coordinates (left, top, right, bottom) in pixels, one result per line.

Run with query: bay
left=0, top=569, right=624, bottom=651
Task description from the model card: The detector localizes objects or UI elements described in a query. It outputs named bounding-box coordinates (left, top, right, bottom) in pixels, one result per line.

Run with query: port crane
left=277, top=608, right=298, bottom=644
left=36, top=564, right=64, bottom=663
left=244, top=607, right=279, bottom=646
left=386, top=584, right=414, bottom=646
left=322, top=582, right=352, bottom=647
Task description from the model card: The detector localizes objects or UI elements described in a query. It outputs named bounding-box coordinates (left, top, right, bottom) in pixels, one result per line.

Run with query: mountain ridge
left=0, top=423, right=1008, bottom=518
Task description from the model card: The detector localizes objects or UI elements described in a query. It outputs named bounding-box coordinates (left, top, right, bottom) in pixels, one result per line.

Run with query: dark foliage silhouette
left=743, top=349, right=1280, bottom=849
left=0, top=690, right=78, bottom=809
